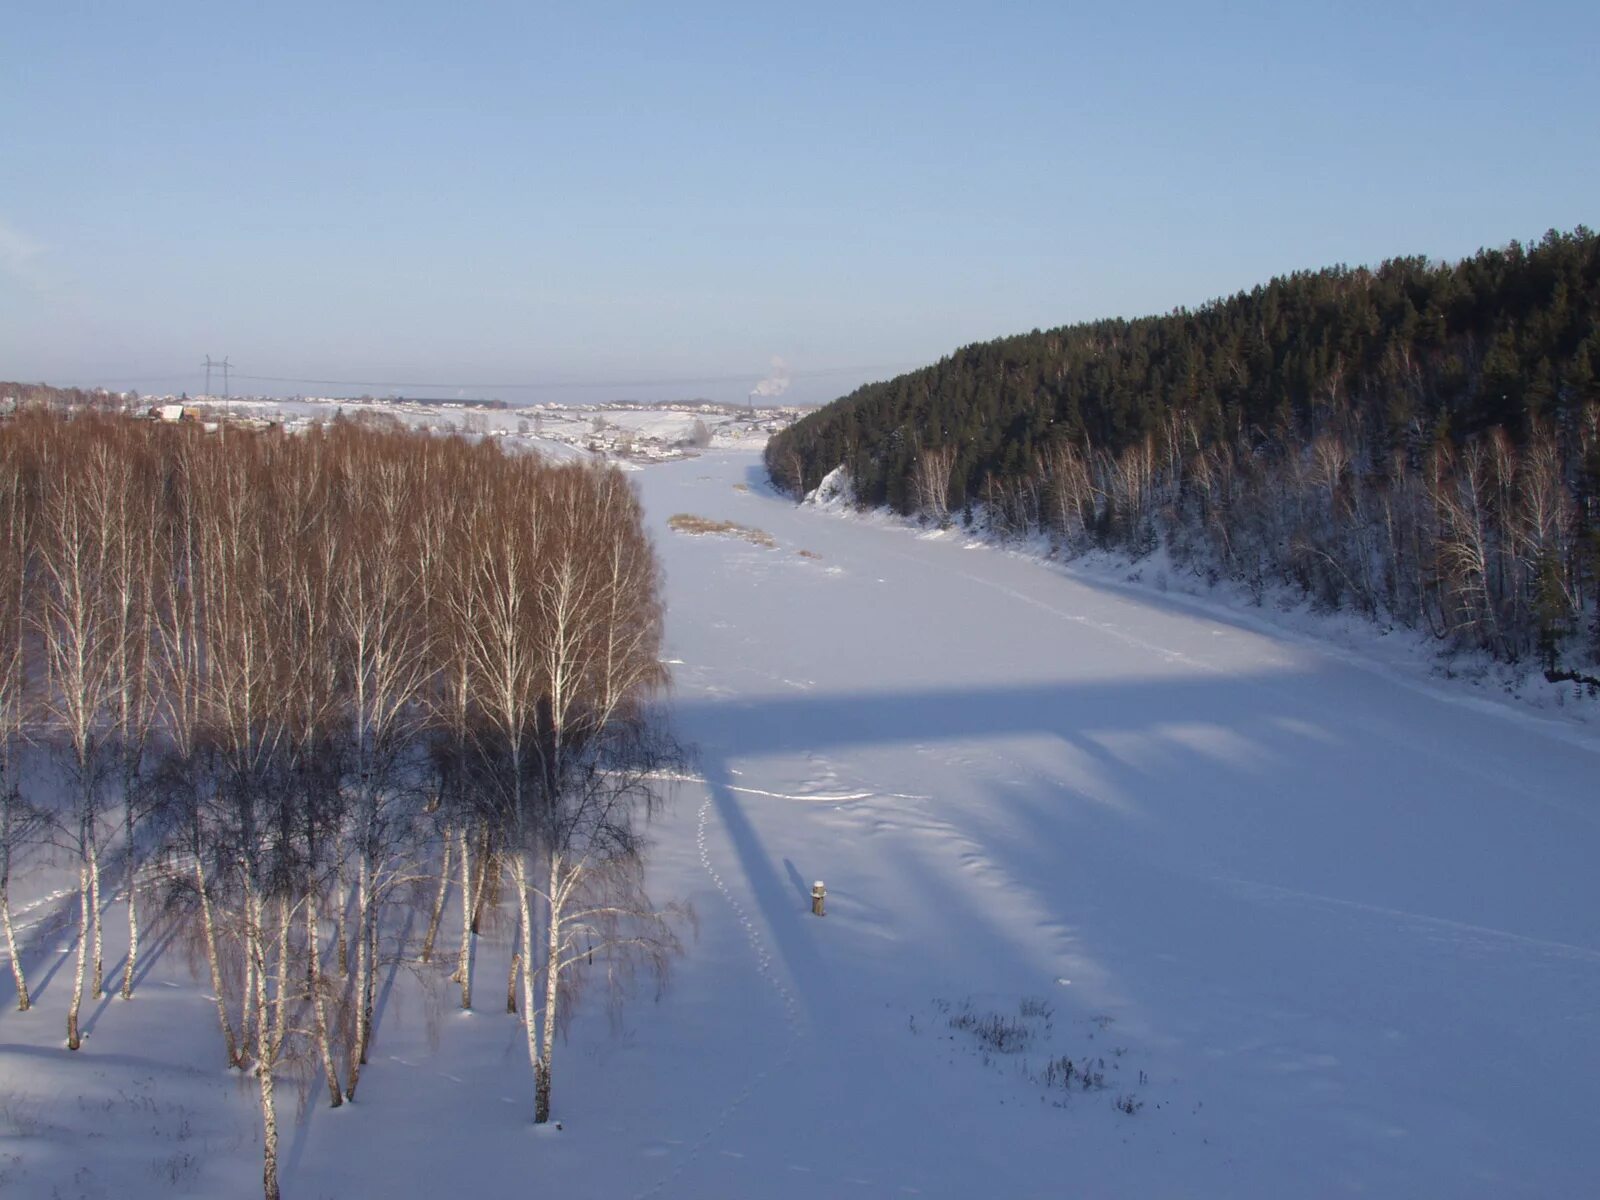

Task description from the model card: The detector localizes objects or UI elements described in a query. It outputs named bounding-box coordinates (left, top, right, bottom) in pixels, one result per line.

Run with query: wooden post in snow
left=811, top=881, right=826, bottom=917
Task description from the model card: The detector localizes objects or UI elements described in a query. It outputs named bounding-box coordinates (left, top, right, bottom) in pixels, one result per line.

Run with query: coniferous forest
left=767, top=229, right=1600, bottom=671
left=0, top=413, right=677, bottom=1200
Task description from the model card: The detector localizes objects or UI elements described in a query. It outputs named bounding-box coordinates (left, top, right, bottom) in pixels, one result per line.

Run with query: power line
left=61, top=372, right=203, bottom=385
left=43, top=360, right=922, bottom=396
left=227, top=362, right=916, bottom=392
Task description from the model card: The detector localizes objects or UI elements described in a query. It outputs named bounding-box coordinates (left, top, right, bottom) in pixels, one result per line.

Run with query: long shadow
left=673, top=670, right=1306, bottom=760
left=0, top=839, right=151, bottom=1014
left=0, top=1039, right=215, bottom=1074
left=781, top=858, right=810, bottom=905
left=81, top=925, right=181, bottom=1037
left=284, top=904, right=419, bottom=1184
left=676, top=672, right=1312, bottom=1032
left=701, top=757, right=831, bottom=1023
left=129, top=925, right=180, bottom=993
left=742, top=459, right=789, bottom=500
left=0, top=890, right=83, bottom=1009
left=285, top=1088, right=316, bottom=1183
left=372, top=905, right=419, bottom=1041
left=669, top=657, right=1600, bottom=1047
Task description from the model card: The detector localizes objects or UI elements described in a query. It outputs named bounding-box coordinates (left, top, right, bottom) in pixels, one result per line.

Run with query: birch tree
left=152, top=435, right=246, bottom=1066
left=34, top=428, right=124, bottom=1048
left=0, top=437, right=37, bottom=1010
left=331, top=437, right=434, bottom=1100
left=107, top=428, right=163, bottom=999
left=517, top=468, right=679, bottom=1125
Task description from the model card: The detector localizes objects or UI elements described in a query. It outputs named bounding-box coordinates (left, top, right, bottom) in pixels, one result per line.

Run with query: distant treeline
left=0, top=380, right=130, bottom=408
left=767, top=229, right=1600, bottom=668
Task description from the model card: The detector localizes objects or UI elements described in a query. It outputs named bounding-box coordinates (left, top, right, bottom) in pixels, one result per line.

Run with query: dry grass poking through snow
left=668, top=513, right=776, bottom=547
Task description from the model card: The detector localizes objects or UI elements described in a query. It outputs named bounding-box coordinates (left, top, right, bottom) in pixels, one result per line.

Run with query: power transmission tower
left=203, top=355, right=231, bottom=397
left=202, top=355, right=233, bottom=430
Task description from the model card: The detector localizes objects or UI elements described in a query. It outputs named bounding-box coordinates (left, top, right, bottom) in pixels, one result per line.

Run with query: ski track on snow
left=631, top=784, right=805, bottom=1199
left=1217, top=875, right=1600, bottom=964
left=635, top=765, right=923, bottom=1197
left=0, top=856, right=189, bottom=963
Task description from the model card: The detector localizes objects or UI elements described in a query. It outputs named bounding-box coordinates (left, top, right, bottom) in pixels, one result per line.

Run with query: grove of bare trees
left=0, top=410, right=680, bottom=1199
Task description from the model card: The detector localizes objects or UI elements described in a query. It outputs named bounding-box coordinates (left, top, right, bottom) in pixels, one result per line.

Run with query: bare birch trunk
left=421, top=830, right=451, bottom=964
left=241, top=920, right=257, bottom=1060
left=196, top=859, right=242, bottom=1067
left=470, top=834, right=492, bottom=934
left=273, top=894, right=291, bottom=1049
left=537, top=856, right=562, bottom=1125
left=363, top=884, right=379, bottom=1055
left=89, top=841, right=103, bottom=999
left=306, top=891, right=343, bottom=1107
left=346, top=855, right=373, bottom=1099
left=121, top=797, right=138, bottom=999
left=455, top=825, right=473, bottom=1007
left=1, top=879, right=25, bottom=1010
left=258, top=1044, right=279, bottom=1200
left=507, top=901, right=521, bottom=1014
left=335, top=869, right=349, bottom=976
left=512, top=854, right=543, bottom=1120
left=250, top=897, right=280, bottom=1200
left=1, top=814, right=26, bottom=1010
left=347, top=892, right=367, bottom=1097
left=67, top=863, right=88, bottom=1049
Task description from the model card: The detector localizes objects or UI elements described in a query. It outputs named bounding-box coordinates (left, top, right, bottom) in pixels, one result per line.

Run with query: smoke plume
left=749, top=356, right=790, bottom=402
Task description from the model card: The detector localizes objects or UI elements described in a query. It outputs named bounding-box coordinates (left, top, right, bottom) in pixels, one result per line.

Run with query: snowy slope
left=4, top=447, right=1599, bottom=1199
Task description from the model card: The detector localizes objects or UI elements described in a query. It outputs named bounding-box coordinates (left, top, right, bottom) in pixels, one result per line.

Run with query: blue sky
left=2, top=1, right=1596, bottom=406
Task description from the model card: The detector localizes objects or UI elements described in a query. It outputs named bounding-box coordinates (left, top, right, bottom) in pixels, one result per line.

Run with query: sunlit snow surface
left=4, top=448, right=1599, bottom=1198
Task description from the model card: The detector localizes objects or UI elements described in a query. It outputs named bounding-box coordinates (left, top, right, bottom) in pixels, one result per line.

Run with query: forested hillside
left=767, top=229, right=1600, bottom=670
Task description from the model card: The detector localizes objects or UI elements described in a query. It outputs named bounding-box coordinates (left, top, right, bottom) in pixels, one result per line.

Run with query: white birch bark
left=249, top=892, right=281, bottom=1200
left=67, top=863, right=88, bottom=1049
left=513, top=854, right=542, bottom=1120
left=306, top=891, right=342, bottom=1107
left=196, top=859, right=243, bottom=1067
left=1, top=882, right=25, bottom=1011
left=1, top=797, right=26, bottom=1010
left=452, top=824, right=472, bottom=1002
left=89, top=840, right=103, bottom=999
left=121, top=797, right=139, bottom=999
left=420, top=829, right=451, bottom=964
left=335, top=867, right=349, bottom=976
left=537, top=853, right=563, bottom=1124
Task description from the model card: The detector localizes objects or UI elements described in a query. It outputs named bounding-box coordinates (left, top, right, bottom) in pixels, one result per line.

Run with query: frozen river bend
left=623, top=450, right=1600, bottom=1198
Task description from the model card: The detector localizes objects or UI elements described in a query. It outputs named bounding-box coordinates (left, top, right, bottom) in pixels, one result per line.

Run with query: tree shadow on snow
left=781, top=859, right=810, bottom=905
left=667, top=665, right=1410, bottom=1036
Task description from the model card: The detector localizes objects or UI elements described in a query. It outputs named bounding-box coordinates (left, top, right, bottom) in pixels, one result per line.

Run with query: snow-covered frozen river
left=6, top=447, right=1597, bottom=1199
left=624, top=449, right=1600, bottom=1198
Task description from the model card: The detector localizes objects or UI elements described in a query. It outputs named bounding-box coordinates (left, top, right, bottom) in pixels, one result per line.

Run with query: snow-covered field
left=5, top=447, right=1600, bottom=1198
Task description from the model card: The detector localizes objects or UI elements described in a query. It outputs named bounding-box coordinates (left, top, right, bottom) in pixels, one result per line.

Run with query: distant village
left=0, top=383, right=803, bottom=463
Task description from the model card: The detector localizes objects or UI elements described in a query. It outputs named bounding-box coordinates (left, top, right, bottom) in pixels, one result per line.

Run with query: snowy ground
left=5, top=447, right=1600, bottom=1198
